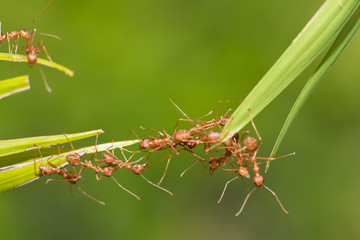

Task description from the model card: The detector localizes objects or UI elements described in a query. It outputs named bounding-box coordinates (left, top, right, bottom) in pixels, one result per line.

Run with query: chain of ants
left=34, top=100, right=295, bottom=216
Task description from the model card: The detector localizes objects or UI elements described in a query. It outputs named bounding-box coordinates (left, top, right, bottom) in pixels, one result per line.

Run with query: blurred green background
left=1, top=0, right=360, bottom=239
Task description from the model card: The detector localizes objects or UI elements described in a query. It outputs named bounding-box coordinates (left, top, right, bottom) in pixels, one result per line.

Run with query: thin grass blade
left=0, top=139, right=140, bottom=193
left=0, top=129, right=104, bottom=158
left=266, top=4, right=360, bottom=171
left=221, top=0, right=360, bottom=141
left=0, top=52, right=74, bottom=77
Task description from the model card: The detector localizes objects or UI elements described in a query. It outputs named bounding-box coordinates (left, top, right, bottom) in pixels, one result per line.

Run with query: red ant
left=1, top=2, right=58, bottom=92
left=216, top=109, right=294, bottom=215
left=0, top=2, right=52, bottom=56
left=66, top=135, right=173, bottom=197
left=64, top=135, right=142, bottom=200
left=34, top=143, right=105, bottom=205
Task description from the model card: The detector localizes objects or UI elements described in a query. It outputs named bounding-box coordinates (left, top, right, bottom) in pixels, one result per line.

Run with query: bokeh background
left=1, top=0, right=360, bottom=239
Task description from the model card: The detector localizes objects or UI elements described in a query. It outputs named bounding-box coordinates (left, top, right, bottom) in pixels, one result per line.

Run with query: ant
left=64, top=135, right=142, bottom=200
left=101, top=147, right=174, bottom=196
left=0, top=2, right=52, bottom=56
left=34, top=142, right=105, bottom=205
left=137, top=125, right=207, bottom=185
left=1, top=2, right=58, bottom=92
left=66, top=135, right=173, bottom=197
left=215, top=109, right=294, bottom=216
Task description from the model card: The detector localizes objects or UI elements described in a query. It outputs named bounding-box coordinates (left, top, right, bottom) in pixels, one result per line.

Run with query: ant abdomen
left=244, top=137, right=257, bottom=152
left=174, top=129, right=191, bottom=142
left=205, top=131, right=221, bottom=143
left=66, top=154, right=81, bottom=166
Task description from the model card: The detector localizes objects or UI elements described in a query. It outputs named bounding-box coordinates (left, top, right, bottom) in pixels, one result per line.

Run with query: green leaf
left=0, top=52, right=74, bottom=77
left=266, top=4, right=360, bottom=171
left=0, top=139, right=140, bottom=194
left=0, top=129, right=104, bottom=158
left=0, top=75, right=30, bottom=99
left=221, top=0, right=360, bottom=141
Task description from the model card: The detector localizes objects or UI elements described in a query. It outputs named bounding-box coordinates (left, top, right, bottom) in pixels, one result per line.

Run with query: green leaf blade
left=0, top=138, right=140, bottom=193
left=221, top=0, right=360, bottom=141
left=0, top=129, right=104, bottom=158
left=0, top=75, right=30, bottom=99
left=266, top=4, right=360, bottom=171
left=0, top=52, right=74, bottom=77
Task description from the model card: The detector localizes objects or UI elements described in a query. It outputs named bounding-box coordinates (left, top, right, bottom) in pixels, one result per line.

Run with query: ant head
left=102, top=152, right=115, bottom=165
left=174, top=129, right=191, bottom=142
left=122, top=163, right=132, bottom=170
left=66, top=154, right=81, bottom=166
left=223, top=138, right=234, bottom=147
left=69, top=175, right=80, bottom=184
left=219, top=116, right=229, bottom=126
left=238, top=166, right=250, bottom=178
left=139, top=138, right=150, bottom=150
left=192, top=123, right=202, bottom=131
left=209, top=159, right=221, bottom=175
left=132, top=164, right=147, bottom=175
left=253, top=175, right=264, bottom=187
left=244, top=136, right=257, bottom=152
left=27, top=52, right=37, bottom=67
left=19, top=29, right=30, bottom=39
left=103, top=167, right=115, bottom=177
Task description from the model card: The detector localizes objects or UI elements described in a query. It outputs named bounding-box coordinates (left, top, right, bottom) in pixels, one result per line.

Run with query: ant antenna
left=140, top=174, right=173, bottom=196
left=262, top=185, right=288, bottom=214
left=28, top=2, right=51, bottom=30
left=111, top=176, right=141, bottom=201
left=179, top=160, right=200, bottom=177
left=235, top=185, right=288, bottom=216
left=39, top=32, right=61, bottom=40
left=217, top=176, right=239, bottom=204
left=235, top=187, right=257, bottom=216
left=169, top=98, right=213, bottom=122
left=169, top=98, right=191, bottom=121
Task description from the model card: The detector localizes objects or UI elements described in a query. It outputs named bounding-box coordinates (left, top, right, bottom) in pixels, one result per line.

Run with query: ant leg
left=239, top=131, right=249, bottom=143
left=157, top=151, right=174, bottom=185
left=126, top=129, right=141, bottom=141
left=235, top=187, right=257, bottom=216
left=75, top=185, right=106, bottom=206
left=256, top=152, right=295, bottom=162
left=34, top=143, right=58, bottom=175
left=180, top=160, right=200, bottom=177
left=248, top=109, right=262, bottom=149
left=64, top=133, right=90, bottom=163
left=111, top=176, right=140, bottom=200
left=263, top=185, right=289, bottom=214
left=218, top=176, right=239, bottom=204
left=216, top=100, right=243, bottom=121
left=91, top=133, right=100, bottom=162
left=38, top=40, right=53, bottom=62
left=7, top=34, right=11, bottom=57
left=29, top=2, right=51, bottom=28
left=10, top=36, right=19, bottom=55
left=36, top=65, right=52, bottom=93
left=140, top=174, right=173, bottom=196
left=140, top=126, right=164, bottom=136
left=179, top=148, right=208, bottom=177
